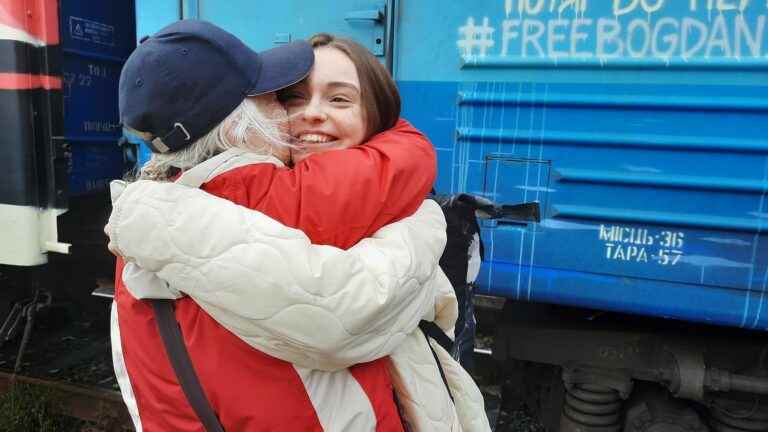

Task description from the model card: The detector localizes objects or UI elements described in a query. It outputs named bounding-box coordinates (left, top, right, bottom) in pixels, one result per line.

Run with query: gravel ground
left=479, top=383, right=546, bottom=432
left=474, top=328, right=547, bottom=432
left=495, top=410, right=547, bottom=432
left=0, top=304, right=116, bottom=391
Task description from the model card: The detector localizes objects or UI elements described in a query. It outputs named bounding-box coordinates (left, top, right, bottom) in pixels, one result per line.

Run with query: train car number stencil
left=599, top=224, right=685, bottom=265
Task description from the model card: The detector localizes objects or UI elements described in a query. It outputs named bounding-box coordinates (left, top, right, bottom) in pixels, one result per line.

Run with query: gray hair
left=136, top=97, right=292, bottom=181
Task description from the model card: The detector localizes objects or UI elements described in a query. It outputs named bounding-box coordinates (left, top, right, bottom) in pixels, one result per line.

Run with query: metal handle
left=343, top=1, right=392, bottom=65
left=344, top=9, right=383, bottom=22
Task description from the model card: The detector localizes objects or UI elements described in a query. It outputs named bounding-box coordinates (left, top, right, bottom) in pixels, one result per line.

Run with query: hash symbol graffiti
left=457, top=17, right=496, bottom=58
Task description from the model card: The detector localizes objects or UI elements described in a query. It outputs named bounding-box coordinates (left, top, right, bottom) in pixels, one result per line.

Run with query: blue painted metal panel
left=397, top=1, right=768, bottom=330
left=134, top=0, right=179, bottom=167
left=194, top=0, right=387, bottom=55
left=135, top=0, right=179, bottom=39
left=60, top=0, right=135, bottom=195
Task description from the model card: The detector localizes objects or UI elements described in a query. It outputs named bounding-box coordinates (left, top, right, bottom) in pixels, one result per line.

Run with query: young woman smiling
left=281, top=33, right=399, bottom=162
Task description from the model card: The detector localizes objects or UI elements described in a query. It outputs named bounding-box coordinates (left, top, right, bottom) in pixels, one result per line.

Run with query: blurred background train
left=1, top=1, right=767, bottom=431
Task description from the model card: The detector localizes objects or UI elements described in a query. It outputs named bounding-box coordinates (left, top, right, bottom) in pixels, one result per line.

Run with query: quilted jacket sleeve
left=106, top=180, right=448, bottom=371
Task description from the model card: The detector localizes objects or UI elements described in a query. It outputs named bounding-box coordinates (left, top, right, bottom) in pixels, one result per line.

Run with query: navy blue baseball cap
left=119, top=20, right=314, bottom=153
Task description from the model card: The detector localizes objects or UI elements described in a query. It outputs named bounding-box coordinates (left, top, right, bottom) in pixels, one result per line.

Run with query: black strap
left=418, top=320, right=454, bottom=352
left=152, top=300, right=225, bottom=432
left=418, top=320, right=455, bottom=402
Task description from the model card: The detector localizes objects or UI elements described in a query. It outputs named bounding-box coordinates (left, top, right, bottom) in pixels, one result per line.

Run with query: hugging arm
left=204, top=119, right=436, bottom=248
left=107, top=180, right=450, bottom=371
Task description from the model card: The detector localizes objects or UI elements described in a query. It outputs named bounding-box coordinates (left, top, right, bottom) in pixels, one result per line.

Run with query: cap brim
left=248, top=40, right=314, bottom=95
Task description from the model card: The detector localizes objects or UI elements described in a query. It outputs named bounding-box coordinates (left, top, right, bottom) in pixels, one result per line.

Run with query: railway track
left=0, top=371, right=133, bottom=430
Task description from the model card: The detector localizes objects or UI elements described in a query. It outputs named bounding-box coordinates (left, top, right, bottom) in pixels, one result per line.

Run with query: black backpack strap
left=152, top=300, right=225, bottom=432
left=418, top=320, right=454, bottom=352
left=418, top=320, right=455, bottom=402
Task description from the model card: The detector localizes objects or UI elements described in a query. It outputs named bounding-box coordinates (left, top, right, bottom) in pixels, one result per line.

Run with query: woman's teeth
left=298, top=133, right=335, bottom=143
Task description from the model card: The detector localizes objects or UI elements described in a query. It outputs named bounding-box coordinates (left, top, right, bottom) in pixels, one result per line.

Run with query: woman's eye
left=280, top=94, right=307, bottom=107
left=278, top=91, right=304, bottom=102
left=330, top=96, right=351, bottom=103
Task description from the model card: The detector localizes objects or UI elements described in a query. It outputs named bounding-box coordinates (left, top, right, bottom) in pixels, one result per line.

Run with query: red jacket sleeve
left=201, top=119, right=436, bottom=249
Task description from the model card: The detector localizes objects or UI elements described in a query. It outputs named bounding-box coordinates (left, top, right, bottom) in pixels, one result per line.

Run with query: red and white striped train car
left=0, top=0, right=69, bottom=267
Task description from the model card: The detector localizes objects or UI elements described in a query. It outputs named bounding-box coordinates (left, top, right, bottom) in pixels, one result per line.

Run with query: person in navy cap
left=118, top=19, right=311, bottom=177
left=109, top=21, right=489, bottom=431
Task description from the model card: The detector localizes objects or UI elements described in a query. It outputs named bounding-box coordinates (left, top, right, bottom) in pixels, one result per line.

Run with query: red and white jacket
left=108, top=120, right=489, bottom=431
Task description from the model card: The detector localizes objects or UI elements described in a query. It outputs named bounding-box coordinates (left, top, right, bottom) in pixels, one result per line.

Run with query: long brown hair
left=308, top=33, right=400, bottom=139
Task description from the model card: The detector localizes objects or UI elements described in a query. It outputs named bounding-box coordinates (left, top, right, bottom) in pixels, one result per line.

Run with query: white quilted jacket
left=106, top=151, right=490, bottom=431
